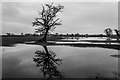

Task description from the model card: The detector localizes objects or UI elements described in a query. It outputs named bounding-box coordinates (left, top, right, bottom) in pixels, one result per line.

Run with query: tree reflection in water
left=33, top=46, right=63, bottom=80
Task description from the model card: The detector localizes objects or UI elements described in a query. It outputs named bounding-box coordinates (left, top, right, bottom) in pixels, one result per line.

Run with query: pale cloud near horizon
left=2, top=2, right=118, bottom=34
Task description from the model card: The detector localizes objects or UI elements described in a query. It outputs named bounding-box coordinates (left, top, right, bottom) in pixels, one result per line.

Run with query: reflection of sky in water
left=2, top=44, right=118, bottom=78
left=48, top=46, right=118, bottom=78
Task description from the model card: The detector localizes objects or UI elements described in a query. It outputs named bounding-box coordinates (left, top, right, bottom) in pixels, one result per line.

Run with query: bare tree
left=114, top=29, right=120, bottom=36
left=104, top=28, right=113, bottom=38
left=114, top=29, right=120, bottom=40
left=32, top=3, right=64, bottom=43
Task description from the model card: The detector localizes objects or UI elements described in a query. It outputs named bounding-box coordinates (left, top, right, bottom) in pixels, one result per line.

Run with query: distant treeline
left=0, top=33, right=118, bottom=37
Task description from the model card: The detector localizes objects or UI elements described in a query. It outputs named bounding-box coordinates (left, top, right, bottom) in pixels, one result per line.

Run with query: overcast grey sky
left=2, top=2, right=118, bottom=34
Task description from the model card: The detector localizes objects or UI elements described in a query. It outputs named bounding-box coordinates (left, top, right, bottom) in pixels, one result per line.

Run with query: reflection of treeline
left=0, top=32, right=107, bottom=37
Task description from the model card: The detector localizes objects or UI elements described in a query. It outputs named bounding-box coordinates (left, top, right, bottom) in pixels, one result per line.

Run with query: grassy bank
left=1, top=36, right=120, bottom=50
left=1, top=36, right=63, bottom=46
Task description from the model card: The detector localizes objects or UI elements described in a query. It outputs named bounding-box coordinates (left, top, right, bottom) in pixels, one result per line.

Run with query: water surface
left=2, top=44, right=118, bottom=78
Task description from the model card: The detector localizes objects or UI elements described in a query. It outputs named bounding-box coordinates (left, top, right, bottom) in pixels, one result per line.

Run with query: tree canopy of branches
left=104, top=28, right=113, bottom=37
left=32, top=3, right=64, bottom=42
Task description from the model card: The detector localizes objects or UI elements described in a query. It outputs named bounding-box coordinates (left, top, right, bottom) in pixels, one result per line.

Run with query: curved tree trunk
left=43, top=29, right=49, bottom=42
left=115, top=30, right=119, bottom=41
left=43, top=46, right=49, bottom=54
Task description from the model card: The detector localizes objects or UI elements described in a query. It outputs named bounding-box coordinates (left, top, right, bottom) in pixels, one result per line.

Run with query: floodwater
left=60, top=37, right=119, bottom=45
left=61, top=37, right=117, bottom=41
left=1, top=42, right=119, bottom=78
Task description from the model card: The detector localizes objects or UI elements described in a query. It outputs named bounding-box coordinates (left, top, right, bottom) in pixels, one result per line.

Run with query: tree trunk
left=43, top=46, right=49, bottom=54
left=36, top=29, right=49, bottom=45
left=43, top=29, right=49, bottom=42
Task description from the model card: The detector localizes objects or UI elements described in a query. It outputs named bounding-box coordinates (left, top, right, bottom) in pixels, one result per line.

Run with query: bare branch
left=32, top=3, right=64, bottom=40
left=32, top=18, right=45, bottom=27
left=49, top=18, right=62, bottom=27
left=41, top=5, right=45, bottom=17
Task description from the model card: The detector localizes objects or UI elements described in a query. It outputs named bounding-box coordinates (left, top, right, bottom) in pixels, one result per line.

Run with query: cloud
left=2, top=21, right=34, bottom=34
left=2, top=2, right=118, bottom=34
left=2, top=2, right=37, bottom=34
left=56, top=2, right=118, bottom=34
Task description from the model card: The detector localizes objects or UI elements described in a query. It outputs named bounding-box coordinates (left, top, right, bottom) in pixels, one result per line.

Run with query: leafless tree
left=104, top=28, right=113, bottom=38
left=114, top=29, right=120, bottom=36
left=114, top=29, right=120, bottom=40
left=32, top=3, right=64, bottom=43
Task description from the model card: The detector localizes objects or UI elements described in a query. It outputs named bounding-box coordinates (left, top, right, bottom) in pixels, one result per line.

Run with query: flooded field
left=1, top=42, right=119, bottom=78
